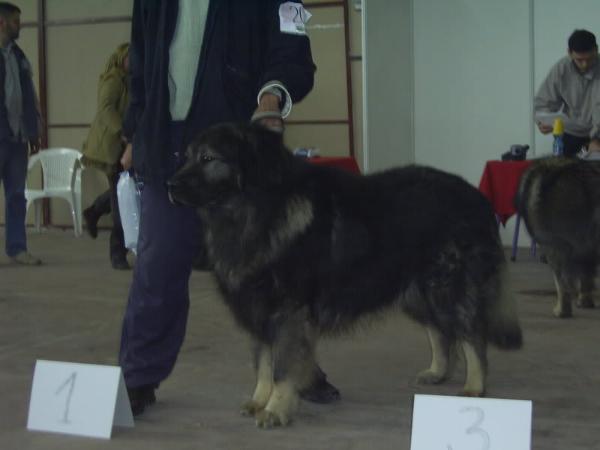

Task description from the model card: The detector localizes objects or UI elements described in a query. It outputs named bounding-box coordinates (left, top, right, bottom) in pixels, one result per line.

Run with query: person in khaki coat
left=82, top=43, right=130, bottom=269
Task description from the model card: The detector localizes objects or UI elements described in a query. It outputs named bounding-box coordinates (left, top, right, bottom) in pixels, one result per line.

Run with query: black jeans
left=108, top=171, right=126, bottom=259
left=563, top=133, right=589, bottom=157
left=88, top=171, right=126, bottom=259
left=0, top=140, right=28, bottom=256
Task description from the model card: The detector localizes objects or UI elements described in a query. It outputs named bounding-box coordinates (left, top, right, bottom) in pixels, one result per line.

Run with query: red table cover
left=478, top=160, right=532, bottom=225
left=308, top=156, right=360, bottom=174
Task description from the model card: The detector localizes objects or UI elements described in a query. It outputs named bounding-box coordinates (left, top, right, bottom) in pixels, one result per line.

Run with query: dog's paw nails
left=416, top=369, right=446, bottom=385
left=255, top=409, right=290, bottom=428
left=576, top=298, right=595, bottom=309
left=460, top=390, right=485, bottom=398
left=553, top=306, right=573, bottom=318
left=240, top=400, right=264, bottom=417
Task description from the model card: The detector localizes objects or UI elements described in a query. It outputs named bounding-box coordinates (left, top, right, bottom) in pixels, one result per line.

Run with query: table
left=478, top=160, right=534, bottom=261
left=308, top=156, right=361, bottom=174
left=478, top=160, right=532, bottom=225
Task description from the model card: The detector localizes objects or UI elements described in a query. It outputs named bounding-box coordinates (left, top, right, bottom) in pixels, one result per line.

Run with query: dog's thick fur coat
left=168, top=123, right=522, bottom=427
left=516, top=157, right=600, bottom=317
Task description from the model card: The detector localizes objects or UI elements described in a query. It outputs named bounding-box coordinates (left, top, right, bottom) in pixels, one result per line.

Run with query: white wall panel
left=364, top=0, right=535, bottom=247
left=413, top=0, right=532, bottom=186
left=363, top=0, right=413, bottom=172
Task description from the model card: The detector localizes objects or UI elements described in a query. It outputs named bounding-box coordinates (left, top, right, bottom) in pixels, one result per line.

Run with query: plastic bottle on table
left=293, top=147, right=320, bottom=158
left=552, top=117, right=564, bottom=156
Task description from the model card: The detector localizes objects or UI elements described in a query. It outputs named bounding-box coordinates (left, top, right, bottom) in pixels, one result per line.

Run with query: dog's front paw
left=255, top=409, right=291, bottom=428
left=553, top=303, right=572, bottom=318
left=460, top=389, right=485, bottom=398
left=416, top=369, right=446, bottom=385
left=240, top=400, right=264, bottom=417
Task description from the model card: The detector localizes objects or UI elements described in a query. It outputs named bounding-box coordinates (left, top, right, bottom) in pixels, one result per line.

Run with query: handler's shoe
left=10, top=251, right=42, bottom=266
left=300, top=374, right=341, bottom=404
left=111, top=255, right=130, bottom=270
left=127, top=385, right=156, bottom=416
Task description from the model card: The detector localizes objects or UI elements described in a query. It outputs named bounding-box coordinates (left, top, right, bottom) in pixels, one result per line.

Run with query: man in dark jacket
left=119, top=0, right=339, bottom=416
left=0, top=2, right=41, bottom=265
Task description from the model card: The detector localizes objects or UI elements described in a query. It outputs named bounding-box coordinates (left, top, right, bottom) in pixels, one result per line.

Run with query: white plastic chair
left=25, top=148, right=84, bottom=236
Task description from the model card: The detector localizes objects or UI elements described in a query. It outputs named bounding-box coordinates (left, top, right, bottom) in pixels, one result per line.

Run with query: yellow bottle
left=552, top=118, right=564, bottom=156
left=552, top=117, right=564, bottom=136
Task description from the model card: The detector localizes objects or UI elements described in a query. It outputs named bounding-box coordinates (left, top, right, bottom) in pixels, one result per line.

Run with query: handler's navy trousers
left=119, top=122, right=200, bottom=389
left=0, top=141, right=29, bottom=257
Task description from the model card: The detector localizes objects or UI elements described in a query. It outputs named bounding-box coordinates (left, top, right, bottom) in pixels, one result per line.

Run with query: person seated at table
left=534, top=29, right=600, bottom=157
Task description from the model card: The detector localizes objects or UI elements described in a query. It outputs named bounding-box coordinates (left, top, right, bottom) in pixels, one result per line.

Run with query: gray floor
left=0, top=228, right=599, bottom=450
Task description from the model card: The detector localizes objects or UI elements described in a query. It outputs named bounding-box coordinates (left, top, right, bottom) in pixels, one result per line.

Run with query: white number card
left=410, top=394, right=532, bottom=450
left=27, top=360, right=134, bottom=439
left=279, top=2, right=312, bottom=36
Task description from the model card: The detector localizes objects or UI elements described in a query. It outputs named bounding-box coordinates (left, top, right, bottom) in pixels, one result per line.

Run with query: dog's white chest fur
left=209, top=195, right=314, bottom=290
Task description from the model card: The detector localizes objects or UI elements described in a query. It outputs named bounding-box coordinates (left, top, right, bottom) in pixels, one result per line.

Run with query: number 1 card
left=27, top=360, right=134, bottom=439
left=410, top=394, right=532, bottom=450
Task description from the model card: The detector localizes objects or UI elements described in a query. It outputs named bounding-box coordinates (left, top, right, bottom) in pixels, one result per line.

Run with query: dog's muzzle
left=166, top=180, right=183, bottom=206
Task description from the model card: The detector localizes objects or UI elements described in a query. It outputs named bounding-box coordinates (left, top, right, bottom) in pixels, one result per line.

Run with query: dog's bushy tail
left=486, top=264, right=523, bottom=349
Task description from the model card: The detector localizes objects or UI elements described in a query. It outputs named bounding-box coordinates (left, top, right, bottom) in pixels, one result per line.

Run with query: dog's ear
left=237, top=123, right=294, bottom=189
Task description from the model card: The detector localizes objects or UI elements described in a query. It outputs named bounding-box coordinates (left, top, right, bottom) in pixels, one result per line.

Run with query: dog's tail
left=486, top=264, right=523, bottom=349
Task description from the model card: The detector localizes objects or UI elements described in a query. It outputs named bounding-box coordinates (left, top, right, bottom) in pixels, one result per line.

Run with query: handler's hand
left=121, top=143, right=133, bottom=170
left=537, top=122, right=553, bottom=135
left=29, top=138, right=41, bottom=155
left=252, top=93, right=284, bottom=133
left=588, top=139, right=600, bottom=152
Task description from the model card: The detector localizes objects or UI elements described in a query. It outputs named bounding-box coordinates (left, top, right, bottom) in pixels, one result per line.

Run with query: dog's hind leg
left=255, top=310, right=317, bottom=428
left=416, top=326, right=453, bottom=384
left=576, top=265, right=596, bottom=309
left=241, top=342, right=273, bottom=417
left=545, top=248, right=579, bottom=317
left=551, top=271, right=574, bottom=318
left=460, top=337, right=487, bottom=397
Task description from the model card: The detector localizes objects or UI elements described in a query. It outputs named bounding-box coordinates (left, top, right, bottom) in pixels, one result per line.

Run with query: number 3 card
left=27, top=360, right=134, bottom=439
left=410, top=394, right=532, bottom=450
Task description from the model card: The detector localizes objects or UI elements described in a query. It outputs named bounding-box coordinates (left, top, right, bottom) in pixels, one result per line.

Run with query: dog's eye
left=201, top=154, right=215, bottom=163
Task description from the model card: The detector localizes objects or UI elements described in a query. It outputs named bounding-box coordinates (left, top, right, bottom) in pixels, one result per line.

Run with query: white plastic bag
left=117, top=171, right=141, bottom=254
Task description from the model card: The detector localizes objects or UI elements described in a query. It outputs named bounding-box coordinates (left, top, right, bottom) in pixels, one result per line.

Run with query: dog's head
left=167, top=122, right=295, bottom=208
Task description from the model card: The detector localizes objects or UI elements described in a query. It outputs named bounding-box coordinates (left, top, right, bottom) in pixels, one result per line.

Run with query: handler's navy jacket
left=0, top=44, right=40, bottom=143
left=123, top=0, right=316, bottom=182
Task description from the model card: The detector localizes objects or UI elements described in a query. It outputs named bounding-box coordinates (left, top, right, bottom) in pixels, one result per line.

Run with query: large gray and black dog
left=168, top=123, right=522, bottom=428
left=516, top=157, right=600, bottom=317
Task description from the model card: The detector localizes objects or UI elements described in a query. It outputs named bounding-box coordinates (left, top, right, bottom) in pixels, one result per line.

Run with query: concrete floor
left=0, top=228, right=599, bottom=450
